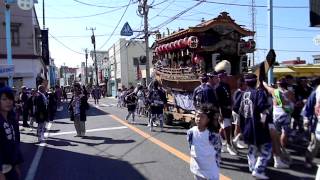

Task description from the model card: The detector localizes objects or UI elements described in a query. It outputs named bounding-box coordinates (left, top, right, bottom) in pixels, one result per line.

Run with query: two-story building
left=0, top=1, right=46, bottom=89
left=107, top=38, right=152, bottom=96
left=90, top=50, right=108, bottom=86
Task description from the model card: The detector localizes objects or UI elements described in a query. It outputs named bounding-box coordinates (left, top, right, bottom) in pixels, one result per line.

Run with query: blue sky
left=34, top=0, right=320, bottom=67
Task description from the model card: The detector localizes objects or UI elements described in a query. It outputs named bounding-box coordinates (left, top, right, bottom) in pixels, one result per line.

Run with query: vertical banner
left=310, top=0, right=320, bottom=27
left=41, top=29, right=50, bottom=65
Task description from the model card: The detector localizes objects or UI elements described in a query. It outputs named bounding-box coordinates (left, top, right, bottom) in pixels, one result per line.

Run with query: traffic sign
left=314, top=35, right=320, bottom=46
left=17, top=0, right=34, bottom=11
left=120, top=22, right=133, bottom=36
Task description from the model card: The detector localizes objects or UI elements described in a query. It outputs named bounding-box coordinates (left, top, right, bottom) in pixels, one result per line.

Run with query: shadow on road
left=47, top=136, right=135, bottom=147
left=54, top=103, right=109, bottom=121
left=82, top=136, right=136, bottom=144
left=19, top=141, right=147, bottom=180
left=43, top=139, right=79, bottom=147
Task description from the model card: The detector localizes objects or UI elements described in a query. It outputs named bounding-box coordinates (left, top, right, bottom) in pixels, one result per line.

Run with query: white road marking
left=49, top=126, right=128, bottom=137
left=25, top=122, right=52, bottom=180
left=100, top=103, right=116, bottom=107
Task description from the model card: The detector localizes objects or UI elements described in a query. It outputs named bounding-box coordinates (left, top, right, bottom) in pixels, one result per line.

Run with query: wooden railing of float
left=155, top=65, right=201, bottom=81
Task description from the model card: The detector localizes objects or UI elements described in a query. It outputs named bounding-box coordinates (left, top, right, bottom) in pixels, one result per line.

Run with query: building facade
left=90, top=50, right=108, bottom=85
left=0, top=1, right=45, bottom=89
left=107, top=38, right=152, bottom=96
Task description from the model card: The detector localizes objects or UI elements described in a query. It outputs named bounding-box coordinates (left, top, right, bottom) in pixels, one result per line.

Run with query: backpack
left=239, top=91, right=254, bottom=119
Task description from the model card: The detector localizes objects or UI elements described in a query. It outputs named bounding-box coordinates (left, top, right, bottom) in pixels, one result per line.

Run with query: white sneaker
left=222, top=140, right=227, bottom=146
left=153, top=122, right=158, bottom=127
left=227, top=144, right=238, bottom=156
left=274, top=156, right=290, bottom=169
left=147, top=123, right=151, bottom=127
left=274, top=161, right=290, bottom=169
left=252, top=171, right=269, bottom=179
left=236, top=141, right=247, bottom=149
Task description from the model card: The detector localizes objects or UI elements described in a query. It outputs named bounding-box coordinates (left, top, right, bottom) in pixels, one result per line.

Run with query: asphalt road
left=19, top=97, right=319, bottom=180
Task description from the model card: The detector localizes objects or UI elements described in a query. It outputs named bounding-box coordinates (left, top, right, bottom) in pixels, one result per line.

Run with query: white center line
left=25, top=122, right=52, bottom=180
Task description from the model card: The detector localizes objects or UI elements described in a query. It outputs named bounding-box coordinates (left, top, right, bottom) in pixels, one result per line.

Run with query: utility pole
left=138, top=0, right=151, bottom=86
left=87, top=27, right=99, bottom=86
left=85, top=48, right=88, bottom=85
left=250, top=0, right=256, bottom=66
left=4, top=2, right=13, bottom=87
left=267, top=0, right=274, bottom=85
left=43, top=0, right=45, bottom=29
left=113, top=44, right=117, bottom=92
left=63, top=63, right=67, bottom=86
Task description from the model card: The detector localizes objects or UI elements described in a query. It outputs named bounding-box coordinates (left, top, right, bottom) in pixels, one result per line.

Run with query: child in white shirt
left=187, top=110, right=222, bottom=180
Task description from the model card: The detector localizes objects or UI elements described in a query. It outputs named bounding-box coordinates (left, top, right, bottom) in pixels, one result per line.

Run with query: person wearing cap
left=0, top=87, right=23, bottom=180
left=263, top=78, right=295, bottom=168
left=236, top=73, right=272, bottom=179
left=215, top=70, right=238, bottom=156
left=20, top=86, right=29, bottom=128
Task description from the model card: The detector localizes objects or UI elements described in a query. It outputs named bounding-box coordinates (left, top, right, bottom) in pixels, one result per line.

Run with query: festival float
left=152, top=12, right=256, bottom=126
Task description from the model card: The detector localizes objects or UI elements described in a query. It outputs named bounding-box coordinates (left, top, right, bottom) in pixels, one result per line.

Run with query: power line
left=49, top=33, right=85, bottom=55
left=151, top=0, right=170, bottom=7
left=0, top=7, right=124, bottom=19
left=151, top=1, right=203, bottom=30
left=256, top=48, right=320, bottom=53
left=194, top=0, right=308, bottom=9
left=99, top=0, right=132, bottom=50
left=149, top=0, right=175, bottom=20
left=72, top=0, right=133, bottom=8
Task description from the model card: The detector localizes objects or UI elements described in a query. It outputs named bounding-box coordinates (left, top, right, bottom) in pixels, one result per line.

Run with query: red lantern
left=164, top=44, right=169, bottom=52
left=161, top=45, right=165, bottom=52
left=188, top=36, right=199, bottom=48
left=155, top=47, right=159, bottom=53
left=170, top=42, right=175, bottom=51
left=178, top=39, right=185, bottom=48
left=173, top=40, right=179, bottom=49
left=183, top=37, right=189, bottom=47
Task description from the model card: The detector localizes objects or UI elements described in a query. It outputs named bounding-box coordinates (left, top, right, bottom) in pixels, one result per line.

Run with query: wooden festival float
left=152, top=12, right=255, bottom=126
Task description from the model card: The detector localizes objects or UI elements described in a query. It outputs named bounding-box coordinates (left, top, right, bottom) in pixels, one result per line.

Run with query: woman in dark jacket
left=0, top=87, right=23, bottom=180
left=69, top=83, right=89, bottom=137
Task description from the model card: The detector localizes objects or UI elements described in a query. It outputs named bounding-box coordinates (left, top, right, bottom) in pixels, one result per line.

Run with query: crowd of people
left=117, top=82, right=167, bottom=132
left=190, top=71, right=320, bottom=180
left=113, top=72, right=320, bottom=179
left=1, top=71, right=320, bottom=179
left=0, top=83, right=91, bottom=180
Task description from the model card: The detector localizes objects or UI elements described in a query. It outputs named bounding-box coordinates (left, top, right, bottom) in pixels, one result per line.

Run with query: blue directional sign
left=120, top=22, right=133, bottom=36
left=4, top=0, right=17, bottom=3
